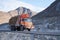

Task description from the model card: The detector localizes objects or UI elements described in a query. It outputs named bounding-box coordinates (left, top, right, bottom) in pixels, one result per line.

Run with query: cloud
left=0, top=0, right=45, bottom=12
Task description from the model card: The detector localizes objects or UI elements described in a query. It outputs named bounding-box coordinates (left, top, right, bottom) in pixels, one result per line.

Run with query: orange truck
left=19, top=14, right=34, bottom=31
left=9, top=7, right=34, bottom=31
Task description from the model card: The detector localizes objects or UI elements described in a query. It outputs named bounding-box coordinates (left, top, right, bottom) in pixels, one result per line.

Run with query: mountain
left=31, top=0, right=60, bottom=30
left=0, top=11, right=11, bottom=24
left=32, top=0, right=60, bottom=19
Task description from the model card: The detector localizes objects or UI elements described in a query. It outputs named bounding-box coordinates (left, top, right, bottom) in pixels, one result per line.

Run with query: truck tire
left=20, top=25, right=25, bottom=31
left=27, top=28, right=30, bottom=31
left=16, top=26, right=20, bottom=31
left=11, top=26, right=16, bottom=31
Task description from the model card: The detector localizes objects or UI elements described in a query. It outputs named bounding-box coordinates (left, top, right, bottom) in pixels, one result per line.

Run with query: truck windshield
left=23, top=18, right=32, bottom=22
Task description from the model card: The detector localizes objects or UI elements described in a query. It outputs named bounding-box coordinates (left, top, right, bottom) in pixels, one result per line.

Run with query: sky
left=0, top=0, right=55, bottom=12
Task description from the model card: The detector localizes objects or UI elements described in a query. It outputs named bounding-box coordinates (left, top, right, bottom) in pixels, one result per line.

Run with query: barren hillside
left=0, top=11, right=11, bottom=24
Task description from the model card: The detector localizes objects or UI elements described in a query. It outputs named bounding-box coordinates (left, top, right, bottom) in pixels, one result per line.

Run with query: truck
left=9, top=7, right=34, bottom=31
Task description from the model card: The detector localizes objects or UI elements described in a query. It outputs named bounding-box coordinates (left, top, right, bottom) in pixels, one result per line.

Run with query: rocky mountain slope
left=32, top=0, right=60, bottom=30
left=32, top=0, right=60, bottom=19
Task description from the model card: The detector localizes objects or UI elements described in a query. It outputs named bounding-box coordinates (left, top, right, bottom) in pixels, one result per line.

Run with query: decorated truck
left=9, top=7, right=34, bottom=31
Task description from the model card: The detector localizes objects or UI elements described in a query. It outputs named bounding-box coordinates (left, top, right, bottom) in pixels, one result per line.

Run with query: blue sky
left=20, top=0, right=55, bottom=8
left=0, top=0, right=55, bottom=12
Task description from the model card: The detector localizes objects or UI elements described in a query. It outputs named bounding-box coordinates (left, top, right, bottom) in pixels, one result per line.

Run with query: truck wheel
left=11, top=26, right=16, bottom=31
left=20, top=25, right=25, bottom=31
left=27, top=28, right=30, bottom=31
left=16, top=26, right=20, bottom=31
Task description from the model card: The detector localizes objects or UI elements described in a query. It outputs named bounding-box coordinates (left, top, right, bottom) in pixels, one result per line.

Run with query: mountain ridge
left=32, top=0, right=60, bottom=19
